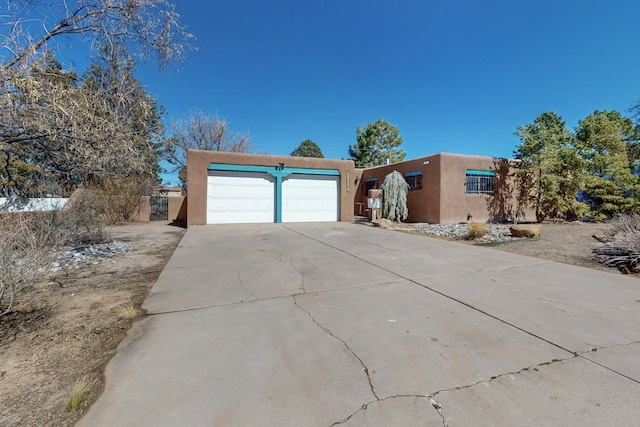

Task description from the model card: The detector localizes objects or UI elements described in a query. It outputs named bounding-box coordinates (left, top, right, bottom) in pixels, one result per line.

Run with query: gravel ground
left=50, top=242, right=135, bottom=272
left=407, top=222, right=518, bottom=243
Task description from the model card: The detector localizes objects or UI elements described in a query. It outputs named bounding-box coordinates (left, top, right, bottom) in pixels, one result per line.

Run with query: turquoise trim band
left=274, top=175, right=283, bottom=223
left=207, top=163, right=340, bottom=223
left=466, top=169, right=495, bottom=176
left=207, top=163, right=340, bottom=178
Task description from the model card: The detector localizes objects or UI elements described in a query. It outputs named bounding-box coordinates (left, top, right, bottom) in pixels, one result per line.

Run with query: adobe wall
left=130, top=196, right=151, bottom=222
left=168, top=196, right=187, bottom=221
left=351, top=169, right=365, bottom=215
left=438, top=153, right=495, bottom=223
left=358, top=155, right=441, bottom=223
left=438, top=153, right=533, bottom=223
left=186, top=150, right=357, bottom=226
left=358, top=153, right=529, bottom=224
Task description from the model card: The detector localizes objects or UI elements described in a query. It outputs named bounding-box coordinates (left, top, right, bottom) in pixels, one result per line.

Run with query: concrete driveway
left=78, top=222, right=640, bottom=426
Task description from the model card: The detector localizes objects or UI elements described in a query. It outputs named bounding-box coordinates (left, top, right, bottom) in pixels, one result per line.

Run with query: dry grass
left=0, top=209, right=106, bottom=316
left=118, top=299, right=138, bottom=320
left=467, top=222, right=488, bottom=240
left=66, top=376, right=95, bottom=412
left=604, top=213, right=640, bottom=237
left=0, top=214, right=54, bottom=316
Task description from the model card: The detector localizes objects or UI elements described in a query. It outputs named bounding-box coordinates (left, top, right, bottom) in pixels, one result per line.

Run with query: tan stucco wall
left=130, top=196, right=151, bottom=222
left=186, top=150, right=356, bottom=226
left=168, top=196, right=187, bottom=221
left=439, top=153, right=497, bottom=223
left=358, top=155, right=441, bottom=223
left=359, top=153, right=530, bottom=224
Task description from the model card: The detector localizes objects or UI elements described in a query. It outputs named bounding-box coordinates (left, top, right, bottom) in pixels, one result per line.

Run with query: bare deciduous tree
left=1, top=0, right=195, bottom=71
left=164, top=110, right=251, bottom=189
left=0, top=0, right=192, bottom=315
left=0, top=0, right=193, bottom=196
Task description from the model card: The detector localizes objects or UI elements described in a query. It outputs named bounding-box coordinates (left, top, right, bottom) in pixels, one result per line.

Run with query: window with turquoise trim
left=465, top=170, right=495, bottom=195
left=404, top=171, right=422, bottom=190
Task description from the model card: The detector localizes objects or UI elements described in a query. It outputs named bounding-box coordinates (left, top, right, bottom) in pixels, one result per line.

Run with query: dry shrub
left=467, top=222, right=488, bottom=240
left=593, top=213, right=640, bottom=273
left=62, top=190, right=108, bottom=244
left=0, top=203, right=107, bottom=316
left=0, top=213, right=56, bottom=315
left=603, top=213, right=640, bottom=238
left=94, top=176, right=154, bottom=224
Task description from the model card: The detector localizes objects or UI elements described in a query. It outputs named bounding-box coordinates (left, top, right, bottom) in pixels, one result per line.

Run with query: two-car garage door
left=207, top=171, right=339, bottom=224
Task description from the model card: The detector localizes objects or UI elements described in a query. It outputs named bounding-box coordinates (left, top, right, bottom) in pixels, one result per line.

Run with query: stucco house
left=357, top=152, right=529, bottom=224
left=186, top=150, right=530, bottom=226
left=186, top=150, right=357, bottom=226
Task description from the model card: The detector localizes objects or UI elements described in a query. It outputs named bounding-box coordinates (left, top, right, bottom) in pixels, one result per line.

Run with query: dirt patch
left=380, top=220, right=631, bottom=276
left=482, top=222, right=616, bottom=273
left=0, top=221, right=185, bottom=427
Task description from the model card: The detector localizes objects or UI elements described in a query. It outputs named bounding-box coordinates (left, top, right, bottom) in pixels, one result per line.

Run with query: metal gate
left=150, top=196, right=168, bottom=221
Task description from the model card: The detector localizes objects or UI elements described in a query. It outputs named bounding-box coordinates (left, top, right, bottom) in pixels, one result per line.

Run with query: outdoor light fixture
left=423, top=160, right=430, bottom=165
left=276, top=162, right=285, bottom=171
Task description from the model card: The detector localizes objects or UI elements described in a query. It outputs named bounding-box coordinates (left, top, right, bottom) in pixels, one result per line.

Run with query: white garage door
left=282, top=174, right=339, bottom=222
left=207, top=171, right=275, bottom=224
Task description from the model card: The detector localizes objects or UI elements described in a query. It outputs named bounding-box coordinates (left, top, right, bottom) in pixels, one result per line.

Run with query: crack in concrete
left=289, top=261, right=306, bottom=293
left=292, top=295, right=379, bottom=402
left=580, top=339, right=640, bottom=355
left=284, top=226, right=640, bottom=417
left=237, top=269, right=258, bottom=299
left=329, top=402, right=368, bottom=426
left=578, top=341, right=640, bottom=385
left=284, top=225, right=576, bottom=355
left=329, top=394, right=435, bottom=426
left=429, top=355, right=576, bottom=401
left=428, top=395, right=449, bottom=427
left=421, top=355, right=578, bottom=425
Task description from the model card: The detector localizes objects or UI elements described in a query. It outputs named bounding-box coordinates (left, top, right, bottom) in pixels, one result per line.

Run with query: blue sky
left=133, top=1, right=640, bottom=185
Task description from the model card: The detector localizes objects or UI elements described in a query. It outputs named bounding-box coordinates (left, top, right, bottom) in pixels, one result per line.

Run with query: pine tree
left=513, top=112, right=585, bottom=222
left=348, top=119, right=406, bottom=167
left=575, top=110, right=639, bottom=218
left=291, top=140, right=324, bottom=158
